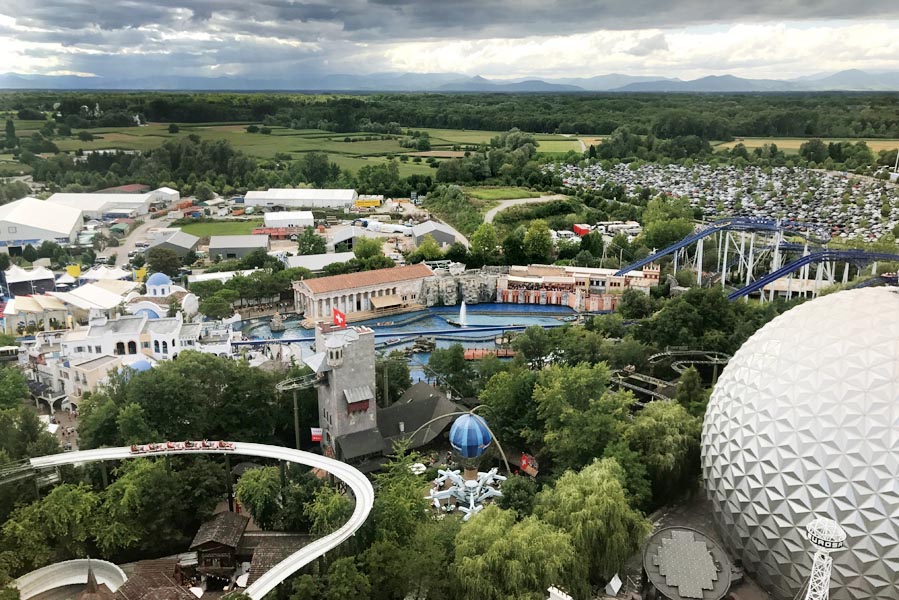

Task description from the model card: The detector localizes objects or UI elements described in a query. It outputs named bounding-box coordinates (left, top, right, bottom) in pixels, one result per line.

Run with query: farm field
left=178, top=219, right=263, bottom=237
left=715, top=137, right=899, bottom=153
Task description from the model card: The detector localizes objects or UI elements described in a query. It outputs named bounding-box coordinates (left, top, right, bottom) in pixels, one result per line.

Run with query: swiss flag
left=520, top=453, right=530, bottom=471
left=332, top=308, right=347, bottom=328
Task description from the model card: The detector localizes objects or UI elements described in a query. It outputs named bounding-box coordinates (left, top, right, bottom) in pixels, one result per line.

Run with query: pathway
left=483, top=194, right=569, bottom=224
left=103, top=214, right=176, bottom=267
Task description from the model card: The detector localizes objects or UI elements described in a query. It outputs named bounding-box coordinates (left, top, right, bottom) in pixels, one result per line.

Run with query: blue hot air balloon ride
left=449, top=414, right=492, bottom=458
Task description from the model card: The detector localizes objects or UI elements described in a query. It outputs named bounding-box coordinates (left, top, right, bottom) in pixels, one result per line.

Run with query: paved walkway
left=483, top=194, right=569, bottom=224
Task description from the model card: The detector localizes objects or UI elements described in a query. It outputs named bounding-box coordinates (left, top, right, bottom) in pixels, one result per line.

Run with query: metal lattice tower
left=804, top=517, right=847, bottom=600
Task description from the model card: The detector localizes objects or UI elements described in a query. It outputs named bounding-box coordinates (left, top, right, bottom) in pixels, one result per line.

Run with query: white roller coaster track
left=28, top=442, right=374, bottom=599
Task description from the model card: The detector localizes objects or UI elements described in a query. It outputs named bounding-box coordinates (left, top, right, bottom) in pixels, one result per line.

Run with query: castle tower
left=313, top=324, right=381, bottom=460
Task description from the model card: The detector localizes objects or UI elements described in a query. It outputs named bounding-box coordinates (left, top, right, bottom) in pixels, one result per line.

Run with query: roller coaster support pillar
left=843, top=263, right=849, bottom=284
left=742, top=233, right=754, bottom=299
left=100, top=462, right=108, bottom=489
left=225, top=454, right=234, bottom=512
left=737, top=232, right=746, bottom=279
left=721, top=236, right=729, bottom=288
left=696, top=236, right=704, bottom=285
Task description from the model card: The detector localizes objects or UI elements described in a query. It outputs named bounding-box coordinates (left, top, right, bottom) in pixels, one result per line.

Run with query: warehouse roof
left=152, top=229, right=199, bottom=250
left=47, top=192, right=153, bottom=212
left=0, top=197, right=83, bottom=236
left=246, top=188, right=356, bottom=202
left=209, top=235, right=269, bottom=249
left=284, top=251, right=355, bottom=272
left=298, top=263, right=432, bottom=295
left=412, top=220, right=457, bottom=240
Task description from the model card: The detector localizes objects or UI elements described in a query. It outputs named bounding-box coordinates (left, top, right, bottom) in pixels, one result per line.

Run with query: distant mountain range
left=4, top=69, right=899, bottom=92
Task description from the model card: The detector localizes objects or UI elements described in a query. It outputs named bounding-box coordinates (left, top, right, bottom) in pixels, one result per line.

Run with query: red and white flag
left=332, top=308, right=347, bottom=328
left=310, top=427, right=323, bottom=442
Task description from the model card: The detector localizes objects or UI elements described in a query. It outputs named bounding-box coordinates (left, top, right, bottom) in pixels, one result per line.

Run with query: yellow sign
left=66, top=263, right=81, bottom=278
left=355, top=199, right=382, bottom=208
left=134, top=267, right=147, bottom=282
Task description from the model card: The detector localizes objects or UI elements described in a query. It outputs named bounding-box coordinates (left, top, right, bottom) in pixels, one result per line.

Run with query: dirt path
left=103, top=214, right=176, bottom=266
left=483, top=194, right=568, bottom=224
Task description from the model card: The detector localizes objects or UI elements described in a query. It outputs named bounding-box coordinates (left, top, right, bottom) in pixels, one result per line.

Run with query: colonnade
left=298, top=286, right=402, bottom=320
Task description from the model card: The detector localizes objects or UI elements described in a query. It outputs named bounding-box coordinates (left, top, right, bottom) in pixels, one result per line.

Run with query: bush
left=168, top=124, right=180, bottom=133
left=78, top=131, right=94, bottom=141
left=259, top=127, right=272, bottom=135
left=246, top=125, right=260, bottom=133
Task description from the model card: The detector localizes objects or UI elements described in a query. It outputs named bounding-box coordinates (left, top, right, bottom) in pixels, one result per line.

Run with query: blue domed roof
left=146, top=272, right=172, bottom=286
left=129, top=359, right=153, bottom=372
left=449, top=414, right=492, bottom=458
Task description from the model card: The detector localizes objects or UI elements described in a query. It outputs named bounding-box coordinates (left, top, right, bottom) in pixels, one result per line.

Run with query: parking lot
left=548, top=163, right=899, bottom=241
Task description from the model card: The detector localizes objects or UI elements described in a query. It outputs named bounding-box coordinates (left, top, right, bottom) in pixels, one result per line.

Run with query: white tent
left=81, top=265, right=130, bottom=281
left=5, top=265, right=56, bottom=285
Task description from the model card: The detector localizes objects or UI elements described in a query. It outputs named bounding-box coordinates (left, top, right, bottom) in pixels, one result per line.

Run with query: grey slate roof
left=190, top=511, right=249, bottom=550
left=336, top=428, right=386, bottom=460
left=209, top=235, right=269, bottom=249
left=378, top=382, right=462, bottom=447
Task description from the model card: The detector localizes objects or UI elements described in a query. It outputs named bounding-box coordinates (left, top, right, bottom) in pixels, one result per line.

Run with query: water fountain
left=459, top=300, right=468, bottom=327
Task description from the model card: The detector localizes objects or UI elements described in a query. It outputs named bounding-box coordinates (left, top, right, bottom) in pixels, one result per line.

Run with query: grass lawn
left=179, top=219, right=263, bottom=237
left=535, top=140, right=582, bottom=153
left=465, top=186, right=542, bottom=201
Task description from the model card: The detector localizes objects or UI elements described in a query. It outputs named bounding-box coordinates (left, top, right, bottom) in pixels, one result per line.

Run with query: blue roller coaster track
left=727, top=250, right=899, bottom=300
left=614, top=217, right=831, bottom=276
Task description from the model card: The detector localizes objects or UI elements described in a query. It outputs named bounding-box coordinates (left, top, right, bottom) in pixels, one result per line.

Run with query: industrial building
left=0, top=197, right=84, bottom=252
left=283, top=251, right=355, bottom=273
left=46, top=188, right=177, bottom=220
left=263, top=211, right=315, bottom=229
left=208, top=235, right=270, bottom=260
left=244, top=188, right=358, bottom=209
left=412, top=221, right=458, bottom=248
left=150, top=229, right=200, bottom=257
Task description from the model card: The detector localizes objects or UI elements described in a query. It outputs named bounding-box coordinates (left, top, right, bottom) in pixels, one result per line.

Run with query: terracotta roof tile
left=299, top=263, right=433, bottom=295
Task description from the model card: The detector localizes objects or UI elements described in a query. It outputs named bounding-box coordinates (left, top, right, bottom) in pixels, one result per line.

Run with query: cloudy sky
left=3, top=0, right=899, bottom=80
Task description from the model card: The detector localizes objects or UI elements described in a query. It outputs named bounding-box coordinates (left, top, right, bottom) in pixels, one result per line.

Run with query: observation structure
left=804, top=517, right=847, bottom=600
left=701, top=288, right=899, bottom=600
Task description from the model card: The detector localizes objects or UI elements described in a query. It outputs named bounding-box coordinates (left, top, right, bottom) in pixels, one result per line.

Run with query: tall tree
left=297, top=227, right=326, bottom=255
left=325, top=557, right=371, bottom=600
left=146, top=247, right=182, bottom=277
left=469, top=222, right=498, bottom=265
left=625, top=401, right=701, bottom=499
left=0, top=368, right=28, bottom=410
left=302, top=151, right=332, bottom=187
left=427, top=344, right=475, bottom=399
left=532, top=363, right=631, bottom=473
left=535, top=458, right=650, bottom=584
left=305, top=485, right=353, bottom=537
left=235, top=466, right=282, bottom=530
left=453, top=506, right=575, bottom=600
left=523, top=219, right=553, bottom=264
left=674, top=367, right=708, bottom=417
left=376, top=351, right=411, bottom=406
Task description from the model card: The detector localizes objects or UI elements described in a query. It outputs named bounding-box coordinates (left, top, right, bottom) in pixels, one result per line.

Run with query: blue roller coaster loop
left=614, top=217, right=831, bottom=276
left=727, top=250, right=899, bottom=300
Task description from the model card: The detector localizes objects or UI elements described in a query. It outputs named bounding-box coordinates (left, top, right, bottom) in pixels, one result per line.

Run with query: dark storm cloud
left=5, top=0, right=899, bottom=78
left=7, top=0, right=899, bottom=40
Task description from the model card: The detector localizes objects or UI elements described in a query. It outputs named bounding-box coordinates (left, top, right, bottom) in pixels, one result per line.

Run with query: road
left=103, top=215, right=175, bottom=267
left=483, top=194, right=568, bottom=224
left=28, top=442, right=374, bottom=599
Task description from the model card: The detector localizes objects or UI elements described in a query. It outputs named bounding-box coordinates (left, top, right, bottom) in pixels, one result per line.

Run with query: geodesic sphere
left=702, top=288, right=899, bottom=600
left=449, top=414, right=492, bottom=458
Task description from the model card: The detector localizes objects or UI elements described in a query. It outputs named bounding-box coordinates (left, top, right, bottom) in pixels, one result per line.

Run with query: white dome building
left=701, top=288, right=899, bottom=600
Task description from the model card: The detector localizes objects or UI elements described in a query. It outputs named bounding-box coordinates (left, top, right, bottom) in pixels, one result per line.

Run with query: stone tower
left=314, top=324, right=378, bottom=455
